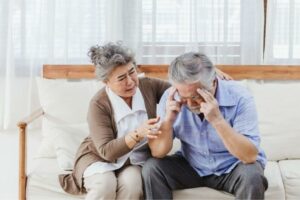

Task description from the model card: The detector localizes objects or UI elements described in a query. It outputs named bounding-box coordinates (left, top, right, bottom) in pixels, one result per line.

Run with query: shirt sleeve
left=233, top=96, right=261, bottom=149
left=157, top=88, right=169, bottom=121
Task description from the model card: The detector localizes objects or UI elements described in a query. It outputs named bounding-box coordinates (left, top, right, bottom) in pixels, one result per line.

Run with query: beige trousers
left=83, top=165, right=143, bottom=200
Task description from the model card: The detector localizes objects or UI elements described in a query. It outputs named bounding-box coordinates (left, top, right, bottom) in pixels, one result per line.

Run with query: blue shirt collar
left=215, top=77, right=236, bottom=107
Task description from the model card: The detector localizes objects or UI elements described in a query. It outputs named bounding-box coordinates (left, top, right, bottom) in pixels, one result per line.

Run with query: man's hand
left=165, top=87, right=181, bottom=123
left=197, top=88, right=223, bottom=125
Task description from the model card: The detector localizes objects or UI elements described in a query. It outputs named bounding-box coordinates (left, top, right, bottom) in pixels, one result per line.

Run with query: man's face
left=174, top=82, right=206, bottom=114
left=174, top=80, right=217, bottom=114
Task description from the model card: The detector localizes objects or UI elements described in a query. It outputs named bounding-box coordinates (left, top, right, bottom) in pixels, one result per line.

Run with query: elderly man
left=143, top=52, right=268, bottom=200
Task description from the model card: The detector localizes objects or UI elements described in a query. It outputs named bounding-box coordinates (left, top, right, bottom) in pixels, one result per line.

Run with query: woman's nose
left=126, top=74, right=134, bottom=85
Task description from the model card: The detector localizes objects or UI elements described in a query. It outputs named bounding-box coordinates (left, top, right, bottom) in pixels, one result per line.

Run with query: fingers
left=196, top=88, right=214, bottom=102
left=168, top=87, right=177, bottom=101
left=146, top=116, right=162, bottom=133
left=216, top=68, right=233, bottom=80
left=147, top=129, right=161, bottom=139
left=147, top=116, right=160, bottom=124
left=168, top=101, right=181, bottom=113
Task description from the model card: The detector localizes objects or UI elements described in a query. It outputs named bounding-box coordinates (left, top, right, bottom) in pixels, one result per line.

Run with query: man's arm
left=148, top=87, right=181, bottom=158
left=148, top=121, right=173, bottom=158
left=211, top=119, right=258, bottom=163
left=198, top=89, right=258, bottom=164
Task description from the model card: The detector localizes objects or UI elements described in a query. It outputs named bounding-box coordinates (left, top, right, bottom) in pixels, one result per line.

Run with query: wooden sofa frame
left=17, top=64, right=300, bottom=200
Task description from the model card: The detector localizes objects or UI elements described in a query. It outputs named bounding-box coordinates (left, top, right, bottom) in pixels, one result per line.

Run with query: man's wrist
left=210, top=116, right=225, bottom=128
left=163, top=117, right=176, bottom=125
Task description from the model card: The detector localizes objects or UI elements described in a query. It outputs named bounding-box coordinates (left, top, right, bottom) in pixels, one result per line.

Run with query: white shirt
left=83, top=86, right=149, bottom=177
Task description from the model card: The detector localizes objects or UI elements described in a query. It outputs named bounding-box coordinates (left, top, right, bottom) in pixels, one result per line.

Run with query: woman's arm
left=87, top=100, right=131, bottom=162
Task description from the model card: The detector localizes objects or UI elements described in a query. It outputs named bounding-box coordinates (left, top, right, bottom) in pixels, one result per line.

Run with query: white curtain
left=265, top=0, right=300, bottom=64
left=138, top=0, right=264, bottom=64
left=0, top=0, right=264, bottom=130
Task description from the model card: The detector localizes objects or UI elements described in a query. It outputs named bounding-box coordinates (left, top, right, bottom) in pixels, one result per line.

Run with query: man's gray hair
left=88, top=41, right=136, bottom=81
left=168, top=52, right=216, bottom=89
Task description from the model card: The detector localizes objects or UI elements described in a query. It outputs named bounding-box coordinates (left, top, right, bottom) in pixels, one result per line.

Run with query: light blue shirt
left=157, top=78, right=267, bottom=176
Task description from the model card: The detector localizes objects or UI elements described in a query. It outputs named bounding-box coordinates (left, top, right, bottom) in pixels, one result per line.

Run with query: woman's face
left=106, top=62, right=139, bottom=99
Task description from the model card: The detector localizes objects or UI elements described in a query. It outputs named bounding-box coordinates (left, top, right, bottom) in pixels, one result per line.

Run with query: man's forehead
left=175, top=82, right=204, bottom=91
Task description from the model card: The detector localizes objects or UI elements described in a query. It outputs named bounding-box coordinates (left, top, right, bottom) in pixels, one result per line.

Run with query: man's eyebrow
left=180, top=93, right=201, bottom=99
left=117, top=67, right=135, bottom=79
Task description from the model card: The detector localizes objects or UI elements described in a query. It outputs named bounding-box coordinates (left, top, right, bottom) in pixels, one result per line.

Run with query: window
left=265, top=0, right=300, bottom=64
left=140, top=0, right=245, bottom=64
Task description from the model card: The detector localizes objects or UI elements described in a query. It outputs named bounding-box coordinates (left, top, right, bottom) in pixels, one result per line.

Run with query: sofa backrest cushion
left=248, top=81, right=300, bottom=161
left=36, top=77, right=104, bottom=158
left=53, top=123, right=89, bottom=171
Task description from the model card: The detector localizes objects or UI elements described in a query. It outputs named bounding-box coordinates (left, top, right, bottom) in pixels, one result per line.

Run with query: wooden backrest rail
left=43, top=64, right=300, bottom=80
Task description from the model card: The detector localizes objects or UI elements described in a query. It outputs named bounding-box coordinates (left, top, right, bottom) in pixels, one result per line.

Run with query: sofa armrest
left=17, top=108, right=44, bottom=200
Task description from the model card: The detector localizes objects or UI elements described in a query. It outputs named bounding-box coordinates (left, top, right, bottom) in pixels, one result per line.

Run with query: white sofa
left=21, top=77, right=300, bottom=200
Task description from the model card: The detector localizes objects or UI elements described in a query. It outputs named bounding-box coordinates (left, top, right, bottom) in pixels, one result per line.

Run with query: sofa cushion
left=279, top=160, right=300, bottom=199
left=53, top=123, right=89, bottom=171
left=27, top=158, right=282, bottom=200
left=35, top=77, right=104, bottom=158
left=264, top=161, right=285, bottom=200
left=27, top=158, right=85, bottom=200
left=247, top=81, right=300, bottom=161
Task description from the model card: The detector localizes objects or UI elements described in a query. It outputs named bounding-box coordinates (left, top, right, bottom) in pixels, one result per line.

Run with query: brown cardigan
left=59, top=77, right=170, bottom=195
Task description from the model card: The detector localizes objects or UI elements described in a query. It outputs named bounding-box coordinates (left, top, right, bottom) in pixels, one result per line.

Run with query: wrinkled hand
left=136, top=116, right=161, bottom=140
left=197, top=88, right=223, bottom=125
left=165, top=87, right=181, bottom=123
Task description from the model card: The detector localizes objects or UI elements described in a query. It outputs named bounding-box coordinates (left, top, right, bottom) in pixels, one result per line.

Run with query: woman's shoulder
left=89, top=87, right=110, bottom=109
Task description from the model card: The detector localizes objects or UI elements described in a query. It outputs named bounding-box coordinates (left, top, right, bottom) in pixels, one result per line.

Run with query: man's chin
left=188, top=107, right=201, bottom=114
left=190, top=110, right=202, bottom=115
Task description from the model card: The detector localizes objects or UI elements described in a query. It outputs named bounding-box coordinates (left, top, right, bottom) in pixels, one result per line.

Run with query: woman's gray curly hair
left=88, top=42, right=136, bottom=81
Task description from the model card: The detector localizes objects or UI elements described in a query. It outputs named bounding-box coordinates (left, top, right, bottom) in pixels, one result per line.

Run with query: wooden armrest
left=17, top=107, right=44, bottom=128
left=17, top=107, right=44, bottom=200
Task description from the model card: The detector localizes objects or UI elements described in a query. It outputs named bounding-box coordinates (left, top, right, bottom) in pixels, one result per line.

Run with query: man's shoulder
left=222, top=80, right=252, bottom=99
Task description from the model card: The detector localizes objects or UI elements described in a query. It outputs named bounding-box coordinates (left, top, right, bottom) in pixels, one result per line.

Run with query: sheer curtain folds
left=265, top=0, right=300, bottom=64
left=0, top=0, right=110, bottom=130
left=140, top=0, right=264, bottom=64
left=0, top=0, right=263, bottom=130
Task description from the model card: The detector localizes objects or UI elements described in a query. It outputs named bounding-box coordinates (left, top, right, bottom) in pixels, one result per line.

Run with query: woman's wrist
left=133, top=129, right=144, bottom=142
left=129, top=133, right=139, bottom=143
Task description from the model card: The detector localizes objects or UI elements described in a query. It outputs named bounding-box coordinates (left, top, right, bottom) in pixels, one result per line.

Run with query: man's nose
left=187, top=99, right=201, bottom=107
left=187, top=99, right=194, bottom=107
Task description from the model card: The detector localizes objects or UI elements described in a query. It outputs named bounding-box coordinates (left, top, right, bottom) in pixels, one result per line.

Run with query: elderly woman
left=59, top=42, right=231, bottom=200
